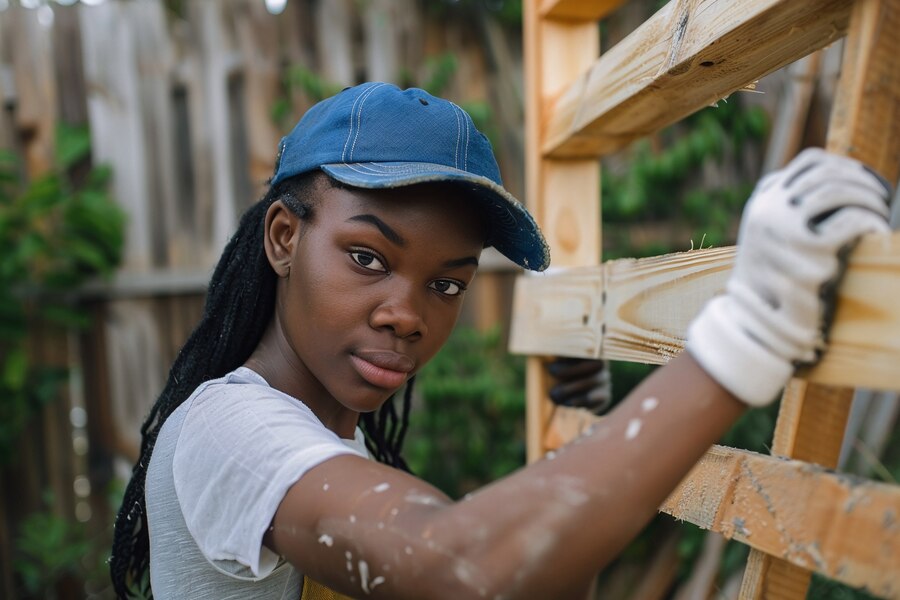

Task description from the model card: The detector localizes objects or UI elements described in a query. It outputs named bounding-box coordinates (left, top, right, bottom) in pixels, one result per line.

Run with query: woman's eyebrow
left=443, top=256, right=479, bottom=269
left=347, top=214, right=406, bottom=246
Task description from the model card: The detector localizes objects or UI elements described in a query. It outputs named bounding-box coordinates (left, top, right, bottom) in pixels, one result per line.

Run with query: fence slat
left=234, top=0, right=282, bottom=200
left=80, top=3, right=153, bottom=270
left=542, top=0, right=853, bottom=158
left=11, top=5, right=56, bottom=176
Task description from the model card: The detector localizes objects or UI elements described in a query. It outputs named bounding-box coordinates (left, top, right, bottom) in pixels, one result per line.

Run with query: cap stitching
left=349, top=83, right=388, bottom=162
left=339, top=163, right=465, bottom=177
left=451, top=103, right=461, bottom=170
left=450, top=102, right=470, bottom=171
left=343, top=83, right=386, bottom=162
left=341, top=84, right=372, bottom=161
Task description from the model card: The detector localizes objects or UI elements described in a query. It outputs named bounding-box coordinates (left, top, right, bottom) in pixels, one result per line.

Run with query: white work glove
left=686, top=148, right=892, bottom=406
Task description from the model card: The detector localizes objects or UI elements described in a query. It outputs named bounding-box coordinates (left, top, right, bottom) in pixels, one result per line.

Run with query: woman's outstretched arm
left=266, top=148, right=893, bottom=599
left=266, top=352, right=742, bottom=600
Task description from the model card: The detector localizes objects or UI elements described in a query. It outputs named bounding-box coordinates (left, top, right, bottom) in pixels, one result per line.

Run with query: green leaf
left=55, top=123, right=92, bottom=170
left=2, top=347, right=28, bottom=391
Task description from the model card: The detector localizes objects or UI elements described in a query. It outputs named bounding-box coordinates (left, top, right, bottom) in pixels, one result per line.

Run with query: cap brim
left=321, top=162, right=550, bottom=271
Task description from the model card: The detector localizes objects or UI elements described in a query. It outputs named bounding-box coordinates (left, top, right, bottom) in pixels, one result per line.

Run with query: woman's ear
left=264, top=200, right=300, bottom=277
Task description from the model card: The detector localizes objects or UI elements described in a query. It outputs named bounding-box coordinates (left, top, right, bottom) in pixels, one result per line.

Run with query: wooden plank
left=195, top=0, right=239, bottom=258
left=79, top=2, right=153, bottom=270
left=133, top=0, right=180, bottom=267
left=234, top=0, right=285, bottom=200
left=10, top=4, right=56, bottom=176
left=363, top=0, right=402, bottom=84
left=313, top=0, right=355, bottom=86
left=741, top=1, right=900, bottom=597
left=542, top=409, right=900, bottom=596
left=825, top=0, right=900, bottom=184
left=103, top=299, right=170, bottom=462
left=53, top=5, right=89, bottom=127
left=542, top=0, right=854, bottom=158
left=661, top=445, right=900, bottom=598
left=523, top=0, right=600, bottom=462
left=761, top=51, right=823, bottom=174
left=737, top=381, right=855, bottom=599
left=539, top=0, right=627, bottom=22
left=511, top=232, right=900, bottom=391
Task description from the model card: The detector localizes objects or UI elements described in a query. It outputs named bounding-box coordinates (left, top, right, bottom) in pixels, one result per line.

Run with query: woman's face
left=272, top=182, right=487, bottom=415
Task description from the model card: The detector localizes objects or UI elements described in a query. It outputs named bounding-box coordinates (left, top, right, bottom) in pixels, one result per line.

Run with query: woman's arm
left=265, top=353, right=742, bottom=600
left=266, top=149, right=892, bottom=599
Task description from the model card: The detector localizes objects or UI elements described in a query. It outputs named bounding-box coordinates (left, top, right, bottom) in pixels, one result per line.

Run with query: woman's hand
left=687, top=148, right=892, bottom=406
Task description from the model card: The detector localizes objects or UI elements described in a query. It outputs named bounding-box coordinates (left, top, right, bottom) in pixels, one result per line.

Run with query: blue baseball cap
left=271, top=82, right=550, bottom=271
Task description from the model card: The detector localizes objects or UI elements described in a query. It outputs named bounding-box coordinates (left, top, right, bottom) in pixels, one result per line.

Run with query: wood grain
left=542, top=409, right=900, bottom=596
left=542, top=0, right=854, bottom=158
left=511, top=233, right=900, bottom=391
left=741, top=1, right=900, bottom=596
left=523, top=0, right=601, bottom=462
left=663, top=445, right=900, bottom=598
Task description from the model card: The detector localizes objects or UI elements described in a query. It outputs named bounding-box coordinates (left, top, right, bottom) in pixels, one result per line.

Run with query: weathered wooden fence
left=514, top=0, right=899, bottom=598
left=0, top=1, right=523, bottom=597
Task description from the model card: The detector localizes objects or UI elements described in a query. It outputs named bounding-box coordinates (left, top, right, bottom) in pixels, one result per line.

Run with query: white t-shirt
left=146, top=366, right=368, bottom=599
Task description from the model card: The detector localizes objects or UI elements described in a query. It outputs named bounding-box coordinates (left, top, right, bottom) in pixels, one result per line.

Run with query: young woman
left=110, top=82, right=891, bottom=599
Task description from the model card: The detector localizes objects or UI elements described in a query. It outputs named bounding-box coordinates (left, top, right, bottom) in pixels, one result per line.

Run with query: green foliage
left=15, top=488, right=122, bottom=598
left=406, top=326, right=526, bottom=498
left=14, top=497, right=92, bottom=596
left=417, top=52, right=459, bottom=97
left=0, top=124, right=124, bottom=464
left=808, top=574, right=883, bottom=600
left=425, top=0, right=523, bottom=26
left=602, top=98, right=768, bottom=257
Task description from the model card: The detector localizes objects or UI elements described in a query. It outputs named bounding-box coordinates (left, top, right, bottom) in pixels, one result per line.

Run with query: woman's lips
left=350, top=351, right=414, bottom=389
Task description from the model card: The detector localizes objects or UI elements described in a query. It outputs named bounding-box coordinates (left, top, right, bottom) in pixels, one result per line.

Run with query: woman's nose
left=369, top=284, right=427, bottom=340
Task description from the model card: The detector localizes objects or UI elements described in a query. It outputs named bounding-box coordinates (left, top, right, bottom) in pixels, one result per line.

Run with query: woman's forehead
left=319, top=183, right=489, bottom=241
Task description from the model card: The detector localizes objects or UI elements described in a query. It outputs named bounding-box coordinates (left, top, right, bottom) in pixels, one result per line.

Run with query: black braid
left=109, top=172, right=414, bottom=598
left=361, top=378, right=415, bottom=472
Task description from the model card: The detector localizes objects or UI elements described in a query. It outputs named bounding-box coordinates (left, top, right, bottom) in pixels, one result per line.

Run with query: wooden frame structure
left=514, top=0, right=899, bottom=597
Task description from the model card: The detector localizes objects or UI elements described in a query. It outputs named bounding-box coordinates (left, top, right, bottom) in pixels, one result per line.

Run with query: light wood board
left=542, top=0, right=854, bottom=158
left=511, top=232, right=900, bottom=391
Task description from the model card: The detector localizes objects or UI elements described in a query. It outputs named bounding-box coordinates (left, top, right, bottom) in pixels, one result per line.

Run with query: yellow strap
left=300, top=575, right=356, bottom=600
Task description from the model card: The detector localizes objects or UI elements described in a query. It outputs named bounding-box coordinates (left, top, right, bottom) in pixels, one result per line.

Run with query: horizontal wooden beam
left=539, top=0, right=626, bottom=22
left=543, top=0, right=853, bottom=158
left=665, top=445, right=900, bottom=597
left=510, top=232, right=900, bottom=391
left=542, top=407, right=900, bottom=597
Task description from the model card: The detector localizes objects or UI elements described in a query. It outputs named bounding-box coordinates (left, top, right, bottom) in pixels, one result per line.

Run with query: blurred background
left=0, top=0, right=897, bottom=598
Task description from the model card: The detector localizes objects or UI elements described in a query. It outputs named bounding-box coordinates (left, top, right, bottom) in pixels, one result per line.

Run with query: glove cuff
left=686, top=296, right=794, bottom=407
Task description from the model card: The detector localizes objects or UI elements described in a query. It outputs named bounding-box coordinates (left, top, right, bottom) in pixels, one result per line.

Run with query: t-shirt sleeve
left=172, top=380, right=365, bottom=580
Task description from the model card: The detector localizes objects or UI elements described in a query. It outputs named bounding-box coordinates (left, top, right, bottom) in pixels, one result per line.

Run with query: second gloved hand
left=547, top=357, right=613, bottom=415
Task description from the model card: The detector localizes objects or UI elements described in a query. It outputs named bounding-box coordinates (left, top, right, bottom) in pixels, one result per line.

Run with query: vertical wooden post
left=523, top=1, right=600, bottom=461
left=739, top=0, right=900, bottom=597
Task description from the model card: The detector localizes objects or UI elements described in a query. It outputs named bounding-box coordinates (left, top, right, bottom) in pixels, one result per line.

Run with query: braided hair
left=109, top=172, right=415, bottom=598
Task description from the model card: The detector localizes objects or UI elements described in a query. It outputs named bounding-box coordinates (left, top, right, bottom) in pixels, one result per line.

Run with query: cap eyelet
left=419, top=98, right=429, bottom=106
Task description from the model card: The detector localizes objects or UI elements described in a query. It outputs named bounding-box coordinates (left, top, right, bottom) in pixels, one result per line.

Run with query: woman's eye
left=350, top=251, right=387, bottom=272
left=429, top=280, right=464, bottom=297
